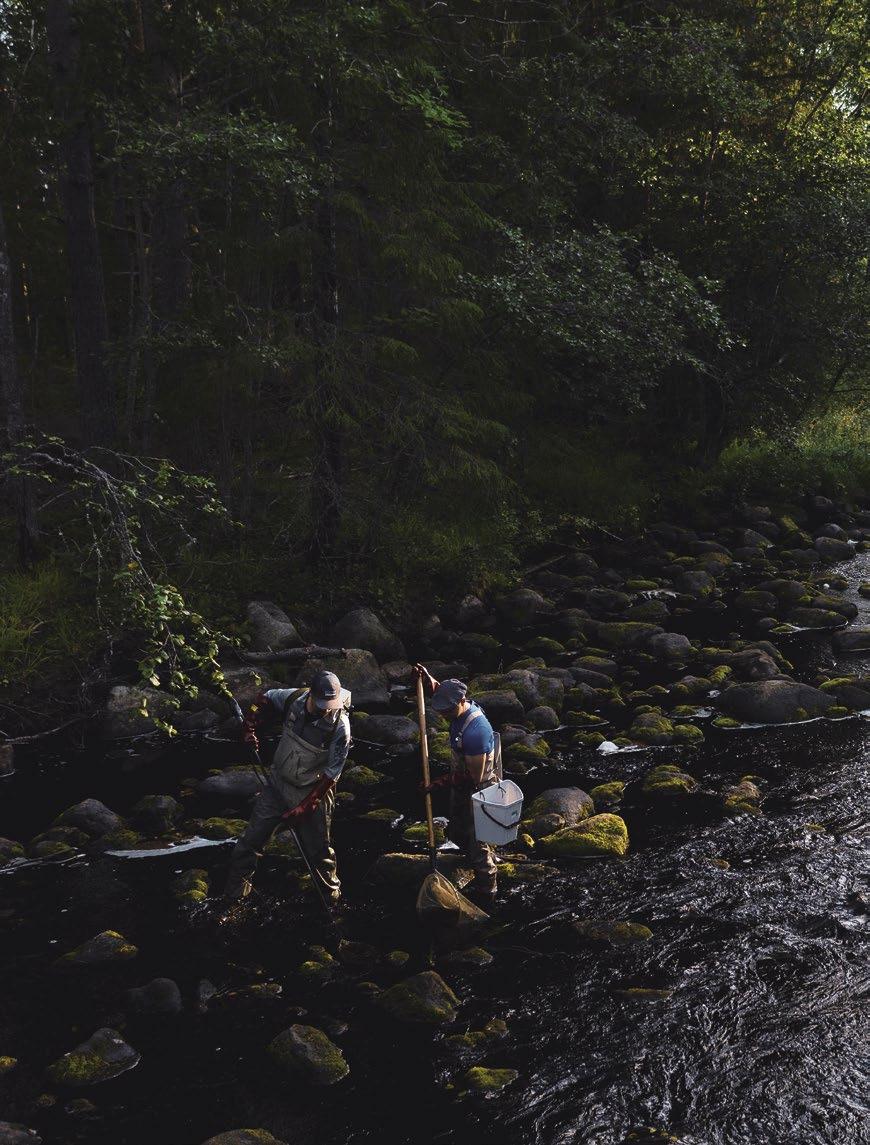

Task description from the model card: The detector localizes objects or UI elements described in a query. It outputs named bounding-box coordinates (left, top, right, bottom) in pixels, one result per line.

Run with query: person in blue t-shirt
left=413, top=665, right=500, bottom=898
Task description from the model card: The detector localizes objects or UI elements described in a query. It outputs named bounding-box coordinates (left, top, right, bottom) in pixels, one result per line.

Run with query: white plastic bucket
left=471, top=780, right=525, bottom=845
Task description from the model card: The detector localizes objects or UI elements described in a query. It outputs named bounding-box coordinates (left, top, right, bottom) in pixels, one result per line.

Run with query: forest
left=1, top=0, right=867, bottom=717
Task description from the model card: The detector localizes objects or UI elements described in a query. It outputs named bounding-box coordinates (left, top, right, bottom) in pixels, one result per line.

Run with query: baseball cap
left=430, top=678, right=468, bottom=712
left=309, top=669, right=345, bottom=711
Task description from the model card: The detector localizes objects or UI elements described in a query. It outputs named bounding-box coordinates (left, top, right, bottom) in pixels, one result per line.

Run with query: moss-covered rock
left=0, top=1056, right=18, bottom=1075
left=440, top=946, right=493, bottom=969
left=672, top=723, right=705, bottom=745
left=0, top=837, right=25, bottom=865
left=570, top=731, right=608, bottom=748
left=459, top=1066, right=518, bottom=1094
left=201, top=818, right=248, bottom=840
left=55, top=931, right=138, bottom=968
left=131, top=794, right=181, bottom=836
left=268, top=1025, right=349, bottom=1085
left=46, top=1028, right=140, bottom=1086
left=524, top=636, right=566, bottom=657
left=172, top=868, right=209, bottom=904
left=642, top=764, right=698, bottom=798
left=504, top=739, right=550, bottom=764
left=629, top=713, right=675, bottom=745
left=497, top=861, right=551, bottom=883
left=27, top=840, right=78, bottom=860
left=202, top=1131, right=289, bottom=1145
left=341, top=765, right=388, bottom=790
left=722, top=777, right=762, bottom=816
left=361, top=807, right=402, bottom=822
left=590, top=781, right=625, bottom=808
left=402, top=821, right=446, bottom=845
left=385, top=950, right=410, bottom=969
left=537, top=813, right=628, bottom=858
left=444, top=1019, right=508, bottom=1052
left=376, top=971, right=459, bottom=1025
left=712, top=716, right=742, bottom=729
left=573, top=920, right=653, bottom=945
left=101, top=828, right=145, bottom=850
left=522, top=787, right=594, bottom=838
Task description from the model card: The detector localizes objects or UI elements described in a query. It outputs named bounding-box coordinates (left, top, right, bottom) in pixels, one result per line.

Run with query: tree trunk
left=0, top=202, right=39, bottom=565
left=46, top=0, right=116, bottom=448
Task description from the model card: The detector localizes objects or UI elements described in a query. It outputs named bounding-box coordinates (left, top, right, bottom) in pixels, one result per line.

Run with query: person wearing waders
left=221, top=670, right=351, bottom=907
left=413, top=666, right=500, bottom=901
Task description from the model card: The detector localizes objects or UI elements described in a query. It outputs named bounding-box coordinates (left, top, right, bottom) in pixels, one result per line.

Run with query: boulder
left=527, top=705, right=559, bottom=729
left=494, top=587, right=548, bottom=626
left=267, top=1025, right=349, bottom=1086
left=327, top=608, right=405, bottom=662
left=53, top=799, right=123, bottom=838
left=646, top=632, right=693, bottom=662
left=572, top=656, right=618, bottom=678
left=810, top=595, right=858, bottom=620
left=673, top=570, right=715, bottom=597
left=584, top=621, right=664, bottom=651
left=127, top=977, right=183, bottom=1015
left=381, top=660, right=413, bottom=686
left=246, top=601, right=302, bottom=651
left=814, top=536, right=853, bottom=561
left=787, top=607, right=844, bottom=629
left=814, top=522, right=849, bottom=541
left=202, top=1133, right=288, bottom=1145
left=197, top=766, right=262, bottom=798
left=296, top=648, right=389, bottom=707
left=0, top=837, right=25, bottom=865
left=582, top=588, right=632, bottom=615
left=734, top=590, right=779, bottom=613
left=522, top=787, right=594, bottom=838
left=756, top=579, right=809, bottom=607
left=629, top=713, right=675, bottom=745
left=130, top=795, right=181, bottom=836
left=537, top=813, right=629, bottom=858
left=416, top=871, right=489, bottom=933
left=474, top=690, right=525, bottom=728
left=459, top=1066, right=518, bottom=1094
left=781, top=549, right=820, bottom=570
left=570, top=668, right=614, bottom=689
left=821, top=678, right=870, bottom=710
left=376, top=971, right=459, bottom=1025
left=454, top=595, right=487, bottom=627
left=102, top=685, right=177, bottom=739
left=717, top=680, right=834, bottom=723
left=721, top=648, right=782, bottom=681
left=0, top=1126, right=41, bottom=1145
left=172, top=869, right=210, bottom=904
left=642, top=764, right=699, bottom=798
left=46, top=1028, right=140, bottom=1086
left=354, top=713, right=419, bottom=746
left=56, top=930, right=138, bottom=968
left=833, top=628, right=870, bottom=653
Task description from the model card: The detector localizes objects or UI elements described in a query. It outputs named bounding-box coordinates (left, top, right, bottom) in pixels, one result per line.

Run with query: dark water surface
left=2, top=559, right=869, bottom=1145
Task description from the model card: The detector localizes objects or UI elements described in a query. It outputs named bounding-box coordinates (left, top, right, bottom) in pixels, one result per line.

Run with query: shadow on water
left=1, top=557, right=869, bottom=1145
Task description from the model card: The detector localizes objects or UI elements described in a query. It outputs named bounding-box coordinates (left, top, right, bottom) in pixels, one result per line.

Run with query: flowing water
left=1, top=557, right=868, bottom=1145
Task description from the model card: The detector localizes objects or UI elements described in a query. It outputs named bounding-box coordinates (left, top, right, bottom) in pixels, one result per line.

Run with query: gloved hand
left=282, top=776, right=334, bottom=823
left=242, top=724, right=260, bottom=752
left=240, top=691, right=272, bottom=752
left=412, top=663, right=439, bottom=696
left=419, top=771, right=472, bottom=794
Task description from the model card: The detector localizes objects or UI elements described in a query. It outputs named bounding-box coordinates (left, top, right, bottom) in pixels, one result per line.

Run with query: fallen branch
left=238, top=645, right=347, bottom=663
left=0, top=714, right=91, bottom=745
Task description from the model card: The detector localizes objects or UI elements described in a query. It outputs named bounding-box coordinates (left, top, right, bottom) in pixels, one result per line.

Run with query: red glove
left=282, top=776, right=334, bottom=823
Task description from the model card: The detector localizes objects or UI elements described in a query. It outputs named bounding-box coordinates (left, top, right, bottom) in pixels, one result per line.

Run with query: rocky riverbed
left=1, top=495, right=869, bottom=1144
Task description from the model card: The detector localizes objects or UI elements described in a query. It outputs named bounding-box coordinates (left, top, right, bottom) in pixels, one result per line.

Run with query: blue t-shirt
left=450, top=702, right=494, bottom=758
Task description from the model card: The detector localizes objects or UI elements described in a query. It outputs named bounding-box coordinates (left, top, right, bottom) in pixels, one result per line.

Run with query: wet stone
left=0, top=1124, right=42, bottom=1145
left=127, top=977, right=183, bottom=1015
left=195, top=767, right=260, bottom=801
left=459, top=1066, right=518, bottom=1094
left=172, top=869, right=210, bottom=904
left=376, top=971, right=459, bottom=1025
left=267, top=1025, right=349, bottom=1086
left=55, top=930, right=138, bottom=968
left=53, top=799, right=123, bottom=838
left=46, top=1028, right=140, bottom=1086
left=130, top=794, right=181, bottom=835
left=201, top=1131, right=290, bottom=1145
left=537, top=813, right=629, bottom=858
left=573, top=920, right=653, bottom=945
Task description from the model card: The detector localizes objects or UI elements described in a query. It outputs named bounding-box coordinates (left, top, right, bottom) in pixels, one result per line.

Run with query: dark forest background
left=0, top=0, right=867, bottom=702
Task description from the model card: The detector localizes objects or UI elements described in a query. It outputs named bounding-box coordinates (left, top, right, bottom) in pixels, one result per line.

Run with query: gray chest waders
left=271, top=724, right=331, bottom=809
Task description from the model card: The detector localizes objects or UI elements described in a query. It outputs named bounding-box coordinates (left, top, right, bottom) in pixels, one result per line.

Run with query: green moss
left=672, top=723, right=704, bottom=745
left=376, top=971, right=459, bottom=1025
left=625, top=579, right=660, bottom=590
left=570, top=731, right=607, bottom=748
left=402, top=821, right=446, bottom=844
left=524, top=636, right=566, bottom=656
left=590, top=781, right=625, bottom=805
left=47, top=1050, right=109, bottom=1085
left=102, top=828, right=144, bottom=849
left=361, top=807, right=402, bottom=821
left=298, top=960, right=334, bottom=981
left=441, top=946, right=493, bottom=968
left=630, top=715, right=675, bottom=744
left=564, top=711, right=606, bottom=726
left=505, top=740, right=550, bottom=763
left=264, top=832, right=299, bottom=857
left=0, top=1055, right=17, bottom=1074
left=460, top=1066, right=518, bottom=1093
left=28, top=840, right=77, bottom=859
left=172, top=868, right=209, bottom=903
left=0, top=839, right=25, bottom=864
left=444, top=1018, right=508, bottom=1052
left=827, top=706, right=850, bottom=718
left=428, top=732, right=453, bottom=765
left=508, top=656, right=547, bottom=670
left=794, top=707, right=809, bottom=720
left=342, top=765, right=387, bottom=789
left=385, top=950, right=410, bottom=968
left=643, top=764, right=698, bottom=797
left=268, top=1025, right=349, bottom=1085
left=538, top=813, right=628, bottom=858
left=201, top=817, right=248, bottom=840
left=708, top=665, right=732, bottom=686
left=497, top=861, right=550, bottom=883
left=712, top=716, right=741, bottom=730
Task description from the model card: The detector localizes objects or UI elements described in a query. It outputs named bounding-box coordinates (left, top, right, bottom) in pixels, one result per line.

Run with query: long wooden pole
left=415, top=675, right=438, bottom=872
